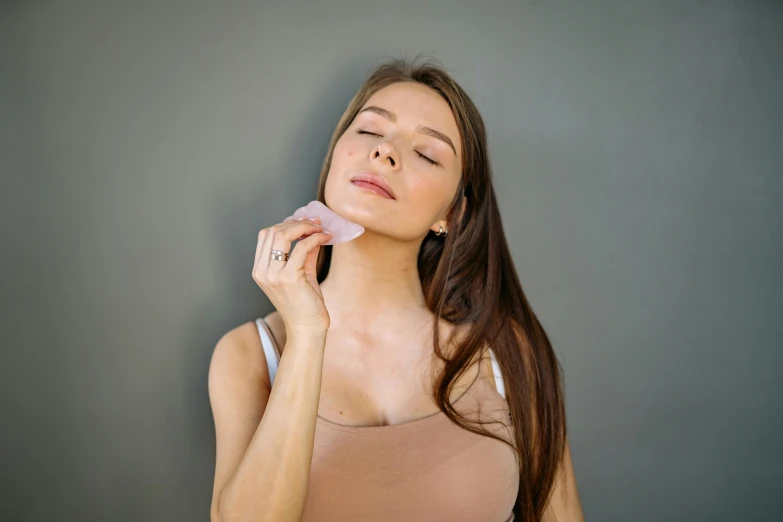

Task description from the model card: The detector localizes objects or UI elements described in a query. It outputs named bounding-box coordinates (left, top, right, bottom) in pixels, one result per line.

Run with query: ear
left=431, top=194, right=466, bottom=235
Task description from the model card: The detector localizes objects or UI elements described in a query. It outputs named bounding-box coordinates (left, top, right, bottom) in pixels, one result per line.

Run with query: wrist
left=286, top=328, right=328, bottom=343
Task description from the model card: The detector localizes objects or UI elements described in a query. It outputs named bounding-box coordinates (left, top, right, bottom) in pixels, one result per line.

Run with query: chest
left=316, top=344, right=491, bottom=428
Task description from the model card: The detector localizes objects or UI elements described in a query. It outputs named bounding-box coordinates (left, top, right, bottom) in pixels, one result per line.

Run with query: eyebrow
left=357, top=105, right=457, bottom=156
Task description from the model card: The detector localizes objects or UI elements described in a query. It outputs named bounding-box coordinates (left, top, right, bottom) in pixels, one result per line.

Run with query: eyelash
left=357, top=130, right=439, bottom=166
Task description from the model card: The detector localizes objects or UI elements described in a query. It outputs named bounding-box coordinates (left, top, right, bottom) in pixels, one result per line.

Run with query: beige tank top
left=256, top=317, right=519, bottom=521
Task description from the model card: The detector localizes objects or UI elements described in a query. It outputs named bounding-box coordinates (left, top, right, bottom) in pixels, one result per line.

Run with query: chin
left=327, top=198, right=372, bottom=226
left=325, top=184, right=394, bottom=225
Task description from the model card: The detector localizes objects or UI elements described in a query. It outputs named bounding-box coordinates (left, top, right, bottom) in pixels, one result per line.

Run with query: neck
left=319, top=230, right=431, bottom=335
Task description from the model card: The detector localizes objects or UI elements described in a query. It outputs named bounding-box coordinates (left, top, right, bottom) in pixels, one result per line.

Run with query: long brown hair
left=313, top=55, right=566, bottom=521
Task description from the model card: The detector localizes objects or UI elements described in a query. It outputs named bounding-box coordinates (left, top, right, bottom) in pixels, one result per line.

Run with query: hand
left=252, top=216, right=332, bottom=337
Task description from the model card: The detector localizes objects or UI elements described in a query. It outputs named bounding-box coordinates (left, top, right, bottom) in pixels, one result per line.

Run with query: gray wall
left=2, top=1, right=781, bottom=521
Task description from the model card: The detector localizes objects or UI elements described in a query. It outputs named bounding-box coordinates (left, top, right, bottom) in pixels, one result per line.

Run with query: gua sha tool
left=284, top=200, right=364, bottom=245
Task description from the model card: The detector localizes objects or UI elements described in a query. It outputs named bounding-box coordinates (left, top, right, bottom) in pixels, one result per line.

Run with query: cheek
left=334, top=138, right=360, bottom=159
left=408, top=178, right=451, bottom=211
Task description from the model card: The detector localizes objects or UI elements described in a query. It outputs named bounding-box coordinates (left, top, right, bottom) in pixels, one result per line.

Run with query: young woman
left=209, top=56, right=585, bottom=522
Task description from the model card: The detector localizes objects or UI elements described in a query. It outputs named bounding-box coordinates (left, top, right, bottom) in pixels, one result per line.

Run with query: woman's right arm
left=210, top=216, right=333, bottom=522
left=208, top=326, right=327, bottom=522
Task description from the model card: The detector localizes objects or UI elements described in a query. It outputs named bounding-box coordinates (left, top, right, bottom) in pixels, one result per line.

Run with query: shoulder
left=208, top=318, right=271, bottom=393
left=440, top=319, right=498, bottom=391
left=207, top=319, right=280, bottom=517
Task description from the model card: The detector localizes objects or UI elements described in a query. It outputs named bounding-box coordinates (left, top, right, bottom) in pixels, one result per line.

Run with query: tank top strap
left=256, top=317, right=280, bottom=385
left=487, top=348, right=506, bottom=399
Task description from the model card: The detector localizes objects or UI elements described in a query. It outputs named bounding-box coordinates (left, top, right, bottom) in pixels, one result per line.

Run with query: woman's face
left=324, top=81, right=463, bottom=241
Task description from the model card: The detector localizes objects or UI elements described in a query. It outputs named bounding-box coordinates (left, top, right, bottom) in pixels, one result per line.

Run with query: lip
left=350, top=170, right=396, bottom=200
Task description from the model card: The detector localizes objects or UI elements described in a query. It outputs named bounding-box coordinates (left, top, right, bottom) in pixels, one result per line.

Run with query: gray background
left=2, top=1, right=781, bottom=521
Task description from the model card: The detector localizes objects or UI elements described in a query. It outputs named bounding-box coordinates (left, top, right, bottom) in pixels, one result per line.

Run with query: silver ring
left=270, top=249, right=289, bottom=262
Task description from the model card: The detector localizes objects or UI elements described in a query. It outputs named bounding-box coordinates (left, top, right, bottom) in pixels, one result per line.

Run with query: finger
left=283, top=216, right=320, bottom=225
left=287, top=217, right=322, bottom=239
left=266, top=221, right=324, bottom=278
left=256, top=219, right=321, bottom=276
left=282, top=231, right=332, bottom=276
left=254, top=228, right=268, bottom=273
left=302, top=219, right=326, bottom=275
left=302, top=232, right=324, bottom=278
left=257, top=225, right=278, bottom=277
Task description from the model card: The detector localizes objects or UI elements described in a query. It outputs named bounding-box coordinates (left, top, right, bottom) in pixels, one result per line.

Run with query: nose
left=371, top=141, right=399, bottom=168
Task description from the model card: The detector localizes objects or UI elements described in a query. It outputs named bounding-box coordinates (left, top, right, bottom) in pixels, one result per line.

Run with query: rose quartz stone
left=284, top=200, right=364, bottom=245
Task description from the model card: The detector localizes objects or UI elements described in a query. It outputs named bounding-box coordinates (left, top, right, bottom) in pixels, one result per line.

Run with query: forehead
left=360, top=82, right=461, bottom=153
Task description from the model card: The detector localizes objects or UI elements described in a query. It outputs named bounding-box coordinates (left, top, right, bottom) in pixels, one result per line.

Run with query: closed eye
left=357, top=130, right=440, bottom=166
left=416, top=152, right=438, bottom=166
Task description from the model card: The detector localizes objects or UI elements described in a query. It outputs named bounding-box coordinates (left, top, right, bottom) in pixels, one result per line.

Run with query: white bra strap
left=256, top=317, right=280, bottom=386
left=487, top=348, right=506, bottom=399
